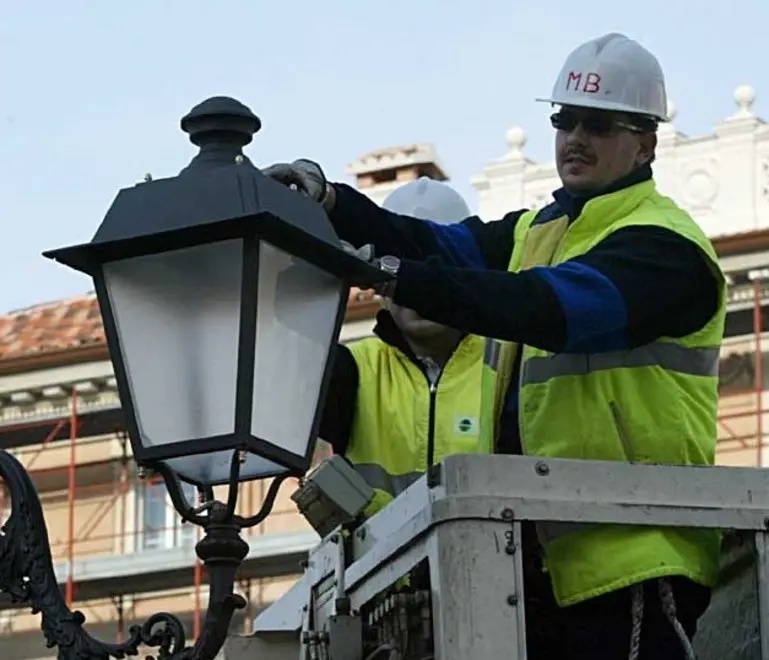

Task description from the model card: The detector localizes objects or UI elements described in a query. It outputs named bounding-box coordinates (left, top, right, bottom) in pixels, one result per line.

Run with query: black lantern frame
left=1, top=96, right=391, bottom=660
left=43, top=96, right=390, bottom=487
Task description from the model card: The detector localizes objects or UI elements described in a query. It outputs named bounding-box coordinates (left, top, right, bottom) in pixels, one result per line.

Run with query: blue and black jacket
left=322, top=165, right=720, bottom=454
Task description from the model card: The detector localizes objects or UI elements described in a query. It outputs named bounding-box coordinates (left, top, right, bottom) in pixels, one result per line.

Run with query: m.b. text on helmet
left=566, top=71, right=601, bottom=94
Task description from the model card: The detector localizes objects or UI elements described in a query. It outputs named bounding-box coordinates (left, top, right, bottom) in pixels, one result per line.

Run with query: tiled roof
left=0, top=294, right=105, bottom=361
left=0, top=288, right=379, bottom=367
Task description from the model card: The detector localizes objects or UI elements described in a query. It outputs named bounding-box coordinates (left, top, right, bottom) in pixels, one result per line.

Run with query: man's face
left=388, top=302, right=448, bottom=339
left=554, top=105, right=656, bottom=193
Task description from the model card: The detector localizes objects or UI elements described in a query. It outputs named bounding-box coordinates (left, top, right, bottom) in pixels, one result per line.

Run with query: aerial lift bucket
left=227, top=454, right=769, bottom=660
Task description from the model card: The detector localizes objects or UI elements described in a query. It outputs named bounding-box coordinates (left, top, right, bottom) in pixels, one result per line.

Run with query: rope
left=627, top=579, right=698, bottom=660
left=628, top=583, right=644, bottom=660
left=658, top=579, right=698, bottom=660
left=361, top=644, right=396, bottom=660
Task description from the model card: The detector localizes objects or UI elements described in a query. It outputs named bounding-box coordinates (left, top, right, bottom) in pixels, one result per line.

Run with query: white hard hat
left=382, top=177, right=471, bottom=225
left=536, top=33, right=668, bottom=121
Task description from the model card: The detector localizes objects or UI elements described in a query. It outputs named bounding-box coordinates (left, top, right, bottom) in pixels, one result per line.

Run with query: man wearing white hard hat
left=266, top=33, right=722, bottom=660
left=319, top=177, right=489, bottom=520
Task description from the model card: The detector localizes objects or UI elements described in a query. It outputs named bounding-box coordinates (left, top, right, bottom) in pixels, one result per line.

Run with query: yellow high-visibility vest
left=347, top=333, right=489, bottom=518
left=479, top=179, right=726, bottom=606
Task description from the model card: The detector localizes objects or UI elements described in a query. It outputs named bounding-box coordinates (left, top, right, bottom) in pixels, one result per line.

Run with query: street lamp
left=0, top=96, right=391, bottom=660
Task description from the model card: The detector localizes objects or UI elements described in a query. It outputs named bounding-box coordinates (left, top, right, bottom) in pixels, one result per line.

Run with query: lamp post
left=0, top=96, right=391, bottom=660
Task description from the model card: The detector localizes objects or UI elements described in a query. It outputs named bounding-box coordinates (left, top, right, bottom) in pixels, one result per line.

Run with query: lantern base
left=0, top=448, right=288, bottom=660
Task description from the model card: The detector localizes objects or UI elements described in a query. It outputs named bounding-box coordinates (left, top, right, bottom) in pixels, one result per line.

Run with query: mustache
left=562, top=150, right=596, bottom=162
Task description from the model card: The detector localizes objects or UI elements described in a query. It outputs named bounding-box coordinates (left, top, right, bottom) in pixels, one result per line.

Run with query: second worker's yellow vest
left=347, top=333, right=489, bottom=518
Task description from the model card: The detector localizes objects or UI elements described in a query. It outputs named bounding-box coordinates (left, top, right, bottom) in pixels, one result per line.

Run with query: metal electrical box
left=291, top=455, right=374, bottom=538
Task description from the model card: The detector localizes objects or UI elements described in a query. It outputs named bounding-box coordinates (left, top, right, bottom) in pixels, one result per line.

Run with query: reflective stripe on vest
left=484, top=338, right=501, bottom=370
left=522, top=342, right=719, bottom=386
left=353, top=463, right=422, bottom=497
left=531, top=344, right=717, bottom=546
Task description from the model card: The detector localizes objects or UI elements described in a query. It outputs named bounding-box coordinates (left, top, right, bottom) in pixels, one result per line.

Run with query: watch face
left=380, top=255, right=401, bottom=272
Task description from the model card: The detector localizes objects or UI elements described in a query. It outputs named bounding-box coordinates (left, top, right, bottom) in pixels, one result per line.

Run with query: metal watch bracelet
left=375, top=255, right=400, bottom=298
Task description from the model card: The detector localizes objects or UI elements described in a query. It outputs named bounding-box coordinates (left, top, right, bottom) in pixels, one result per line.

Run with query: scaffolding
left=0, top=396, right=204, bottom=642
left=717, top=273, right=769, bottom=465
left=0, top=248, right=766, bottom=656
left=0, top=391, right=328, bottom=656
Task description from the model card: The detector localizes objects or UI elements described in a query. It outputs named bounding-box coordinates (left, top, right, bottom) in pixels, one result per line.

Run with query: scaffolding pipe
left=243, top=578, right=252, bottom=634
left=119, top=433, right=128, bottom=556
left=755, top=279, right=765, bottom=467
left=114, top=593, right=125, bottom=643
left=24, top=419, right=66, bottom=472
left=718, top=407, right=769, bottom=422
left=65, top=390, right=78, bottom=607
left=718, top=419, right=747, bottom=446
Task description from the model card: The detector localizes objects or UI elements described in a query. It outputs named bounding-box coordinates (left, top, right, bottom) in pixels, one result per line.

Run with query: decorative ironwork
left=0, top=448, right=288, bottom=660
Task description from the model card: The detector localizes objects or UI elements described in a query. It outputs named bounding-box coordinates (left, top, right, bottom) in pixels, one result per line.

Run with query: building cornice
left=0, top=376, right=120, bottom=435
left=713, top=229, right=769, bottom=257
left=0, top=344, right=109, bottom=377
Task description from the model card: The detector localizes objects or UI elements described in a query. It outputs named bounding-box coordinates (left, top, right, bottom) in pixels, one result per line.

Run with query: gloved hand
left=262, top=158, right=329, bottom=203
left=341, top=240, right=376, bottom=265
left=340, top=241, right=398, bottom=299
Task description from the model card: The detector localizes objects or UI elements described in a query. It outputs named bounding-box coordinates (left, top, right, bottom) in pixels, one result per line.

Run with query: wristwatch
left=378, top=255, right=401, bottom=277
left=375, top=255, right=400, bottom=298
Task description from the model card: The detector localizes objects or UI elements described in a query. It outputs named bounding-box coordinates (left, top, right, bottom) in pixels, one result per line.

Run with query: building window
left=139, top=479, right=197, bottom=550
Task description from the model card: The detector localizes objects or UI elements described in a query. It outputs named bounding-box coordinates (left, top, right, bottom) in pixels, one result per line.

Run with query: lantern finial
left=180, top=96, right=262, bottom=172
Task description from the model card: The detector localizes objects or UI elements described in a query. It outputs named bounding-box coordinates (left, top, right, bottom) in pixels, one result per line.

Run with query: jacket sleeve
left=328, top=183, right=524, bottom=270
left=390, top=226, right=720, bottom=353
left=317, top=344, right=359, bottom=455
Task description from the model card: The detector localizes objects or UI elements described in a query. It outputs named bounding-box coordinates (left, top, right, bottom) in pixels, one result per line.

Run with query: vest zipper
left=414, top=341, right=462, bottom=473
left=426, top=378, right=440, bottom=470
left=516, top=351, right=527, bottom=454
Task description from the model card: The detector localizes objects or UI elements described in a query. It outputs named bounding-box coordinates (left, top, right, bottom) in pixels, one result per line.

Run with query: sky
left=0, top=0, right=765, bottom=313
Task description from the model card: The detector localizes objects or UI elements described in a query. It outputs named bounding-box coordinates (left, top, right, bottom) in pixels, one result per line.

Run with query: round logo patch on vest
left=454, top=415, right=479, bottom=436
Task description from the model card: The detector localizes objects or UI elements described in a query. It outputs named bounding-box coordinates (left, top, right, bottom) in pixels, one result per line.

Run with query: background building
left=0, top=86, right=768, bottom=659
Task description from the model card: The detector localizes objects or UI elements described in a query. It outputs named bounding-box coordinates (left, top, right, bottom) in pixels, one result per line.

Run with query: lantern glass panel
left=102, top=236, right=345, bottom=485
left=251, top=242, right=344, bottom=460
left=103, top=239, right=243, bottom=453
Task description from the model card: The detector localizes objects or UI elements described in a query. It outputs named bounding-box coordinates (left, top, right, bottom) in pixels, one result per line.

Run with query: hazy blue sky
left=0, top=1, right=764, bottom=312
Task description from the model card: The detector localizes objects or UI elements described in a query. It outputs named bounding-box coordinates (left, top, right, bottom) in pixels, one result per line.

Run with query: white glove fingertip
left=359, top=245, right=374, bottom=262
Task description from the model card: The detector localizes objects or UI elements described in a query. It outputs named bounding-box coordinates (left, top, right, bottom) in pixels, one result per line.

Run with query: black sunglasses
left=550, top=111, right=644, bottom=137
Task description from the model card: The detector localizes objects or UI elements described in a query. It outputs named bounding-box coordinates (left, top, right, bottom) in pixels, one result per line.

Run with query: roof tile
left=0, top=294, right=105, bottom=360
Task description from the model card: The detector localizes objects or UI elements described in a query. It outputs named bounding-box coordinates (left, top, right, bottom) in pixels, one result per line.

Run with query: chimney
left=346, top=143, right=449, bottom=205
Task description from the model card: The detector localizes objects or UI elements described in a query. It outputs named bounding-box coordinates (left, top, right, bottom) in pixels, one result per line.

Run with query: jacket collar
left=372, top=309, right=471, bottom=368
left=372, top=309, right=418, bottom=359
left=551, top=163, right=653, bottom=221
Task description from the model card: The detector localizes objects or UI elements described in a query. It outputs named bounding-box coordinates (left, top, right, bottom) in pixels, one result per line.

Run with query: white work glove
left=262, top=158, right=329, bottom=203
left=340, top=241, right=398, bottom=298
left=341, top=240, right=376, bottom=264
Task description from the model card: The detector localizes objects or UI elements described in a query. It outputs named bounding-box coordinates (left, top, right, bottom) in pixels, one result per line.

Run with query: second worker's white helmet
left=382, top=177, right=471, bottom=224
